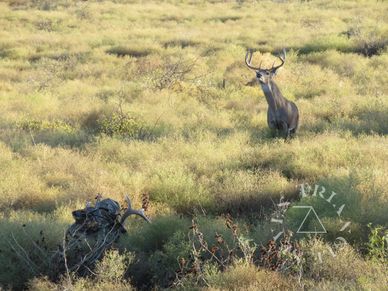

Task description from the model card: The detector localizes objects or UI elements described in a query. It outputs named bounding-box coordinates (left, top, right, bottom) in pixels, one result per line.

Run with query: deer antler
left=245, top=49, right=262, bottom=70
left=120, top=195, right=151, bottom=224
left=271, top=48, right=286, bottom=71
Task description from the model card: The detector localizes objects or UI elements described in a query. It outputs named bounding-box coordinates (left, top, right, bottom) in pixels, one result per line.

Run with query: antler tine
left=245, top=50, right=252, bottom=67
left=248, top=50, right=253, bottom=64
left=120, top=195, right=151, bottom=225
left=125, top=195, right=132, bottom=210
left=245, top=49, right=262, bottom=70
left=271, top=48, right=286, bottom=71
left=278, top=48, right=286, bottom=63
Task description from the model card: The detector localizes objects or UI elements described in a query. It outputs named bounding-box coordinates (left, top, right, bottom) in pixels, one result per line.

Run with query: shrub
left=95, top=250, right=134, bottom=284
left=366, top=224, right=388, bottom=263
left=148, top=231, right=192, bottom=287
left=300, top=238, right=388, bottom=290
left=99, top=113, right=146, bottom=139
left=148, top=55, right=198, bottom=90
left=122, top=215, right=191, bottom=253
left=17, top=119, right=75, bottom=133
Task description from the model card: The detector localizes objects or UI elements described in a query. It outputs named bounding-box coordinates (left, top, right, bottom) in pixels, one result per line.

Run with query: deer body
left=245, top=49, right=299, bottom=139
left=261, top=80, right=299, bottom=138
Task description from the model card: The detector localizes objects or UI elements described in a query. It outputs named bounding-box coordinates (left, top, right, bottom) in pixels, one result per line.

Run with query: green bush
left=17, top=119, right=75, bottom=133
left=95, top=250, right=134, bottom=284
left=123, top=215, right=191, bottom=253
left=99, top=113, right=145, bottom=138
left=366, top=224, right=388, bottom=263
left=98, top=113, right=167, bottom=141
left=149, top=231, right=191, bottom=287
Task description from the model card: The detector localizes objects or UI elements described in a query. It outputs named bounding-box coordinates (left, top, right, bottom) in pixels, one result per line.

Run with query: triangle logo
left=292, top=206, right=327, bottom=234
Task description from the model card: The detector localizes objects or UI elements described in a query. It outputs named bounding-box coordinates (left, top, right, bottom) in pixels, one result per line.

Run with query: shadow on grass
left=28, top=51, right=91, bottom=63
left=291, top=36, right=387, bottom=57
left=0, top=213, right=67, bottom=289
left=303, top=108, right=388, bottom=136
left=163, top=38, right=201, bottom=49
left=0, top=127, right=94, bottom=152
left=209, top=191, right=299, bottom=221
left=106, top=46, right=155, bottom=58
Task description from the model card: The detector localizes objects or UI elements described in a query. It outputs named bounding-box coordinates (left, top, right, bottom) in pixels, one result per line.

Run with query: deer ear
left=272, top=65, right=283, bottom=75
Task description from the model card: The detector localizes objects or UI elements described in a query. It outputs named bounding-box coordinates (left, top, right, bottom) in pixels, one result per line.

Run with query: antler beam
left=271, top=48, right=286, bottom=71
left=245, top=49, right=262, bottom=70
left=246, top=48, right=286, bottom=72
left=120, top=195, right=151, bottom=224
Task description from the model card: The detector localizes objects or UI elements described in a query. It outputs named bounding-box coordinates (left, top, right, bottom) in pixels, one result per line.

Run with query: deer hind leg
left=288, top=127, right=297, bottom=139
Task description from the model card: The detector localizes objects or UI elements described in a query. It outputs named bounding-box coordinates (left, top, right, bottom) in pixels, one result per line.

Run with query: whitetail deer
left=245, top=49, right=299, bottom=139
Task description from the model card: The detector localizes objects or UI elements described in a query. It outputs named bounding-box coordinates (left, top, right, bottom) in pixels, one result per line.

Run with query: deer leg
left=279, top=121, right=289, bottom=140
left=268, top=120, right=277, bottom=138
left=289, top=127, right=297, bottom=139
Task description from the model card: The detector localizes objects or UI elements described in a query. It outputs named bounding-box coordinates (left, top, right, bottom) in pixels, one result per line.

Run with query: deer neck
left=260, top=80, right=284, bottom=111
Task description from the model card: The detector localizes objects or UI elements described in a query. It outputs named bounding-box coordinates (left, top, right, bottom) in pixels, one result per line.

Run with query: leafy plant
left=366, top=224, right=387, bottom=262
left=99, top=113, right=146, bottom=139
left=17, top=119, right=75, bottom=133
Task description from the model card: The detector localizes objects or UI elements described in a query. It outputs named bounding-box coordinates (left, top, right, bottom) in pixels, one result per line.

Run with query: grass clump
left=98, top=112, right=168, bottom=141
left=203, top=263, right=297, bottom=291
left=99, top=113, right=146, bottom=139
left=17, top=119, right=74, bottom=133
left=301, top=238, right=388, bottom=290
left=28, top=250, right=135, bottom=291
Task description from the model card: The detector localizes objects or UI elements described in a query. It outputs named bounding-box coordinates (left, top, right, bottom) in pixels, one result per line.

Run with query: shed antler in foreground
left=57, top=195, right=150, bottom=276
left=120, top=195, right=151, bottom=224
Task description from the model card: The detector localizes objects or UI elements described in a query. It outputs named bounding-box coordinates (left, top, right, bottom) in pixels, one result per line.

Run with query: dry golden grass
left=0, top=0, right=387, bottom=289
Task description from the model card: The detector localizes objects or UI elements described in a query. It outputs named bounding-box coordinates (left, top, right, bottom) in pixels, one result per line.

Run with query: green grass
left=0, top=0, right=387, bottom=289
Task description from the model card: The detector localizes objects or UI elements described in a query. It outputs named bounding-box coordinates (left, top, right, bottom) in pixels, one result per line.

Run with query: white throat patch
left=260, top=83, right=272, bottom=94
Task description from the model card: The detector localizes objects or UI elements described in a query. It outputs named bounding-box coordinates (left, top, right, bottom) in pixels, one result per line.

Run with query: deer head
left=245, top=49, right=286, bottom=85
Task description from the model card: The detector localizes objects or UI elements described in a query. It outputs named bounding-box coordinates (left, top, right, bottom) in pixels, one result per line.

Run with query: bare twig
left=63, top=230, right=72, bottom=286
left=7, top=236, right=38, bottom=274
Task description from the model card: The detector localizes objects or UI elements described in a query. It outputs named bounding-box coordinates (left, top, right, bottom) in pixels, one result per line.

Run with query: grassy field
left=0, top=0, right=387, bottom=289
